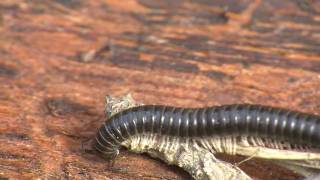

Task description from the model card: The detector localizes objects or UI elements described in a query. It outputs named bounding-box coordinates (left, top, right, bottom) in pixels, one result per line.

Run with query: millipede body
left=93, top=104, right=320, bottom=160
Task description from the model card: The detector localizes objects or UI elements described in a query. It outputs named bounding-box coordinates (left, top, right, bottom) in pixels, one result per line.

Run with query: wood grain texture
left=0, top=0, right=319, bottom=179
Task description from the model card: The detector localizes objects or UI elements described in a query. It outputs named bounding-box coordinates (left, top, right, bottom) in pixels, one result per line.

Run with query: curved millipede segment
left=93, top=104, right=320, bottom=160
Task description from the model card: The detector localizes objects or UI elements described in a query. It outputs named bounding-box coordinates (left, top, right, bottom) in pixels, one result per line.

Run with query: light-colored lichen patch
left=105, top=94, right=140, bottom=118
left=122, top=134, right=251, bottom=180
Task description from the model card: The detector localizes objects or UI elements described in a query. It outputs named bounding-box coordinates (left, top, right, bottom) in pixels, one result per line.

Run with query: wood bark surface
left=0, top=0, right=320, bottom=179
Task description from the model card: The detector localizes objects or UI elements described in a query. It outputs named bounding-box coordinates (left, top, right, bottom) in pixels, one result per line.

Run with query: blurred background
left=0, top=0, right=319, bottom=179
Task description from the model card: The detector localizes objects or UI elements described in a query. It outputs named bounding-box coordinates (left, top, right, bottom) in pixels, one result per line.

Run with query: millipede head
left=92, top=141, right=120, bottom=161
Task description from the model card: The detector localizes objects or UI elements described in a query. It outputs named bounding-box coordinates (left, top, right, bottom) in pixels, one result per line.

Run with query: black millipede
left=92, top=104, right=320, bottom=160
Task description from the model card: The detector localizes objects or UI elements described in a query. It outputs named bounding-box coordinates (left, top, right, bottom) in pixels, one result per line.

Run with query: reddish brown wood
left=0, top=0, right=319, bottom=179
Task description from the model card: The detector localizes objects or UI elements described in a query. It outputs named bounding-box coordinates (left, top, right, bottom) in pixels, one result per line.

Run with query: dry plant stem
left=273, top=160, right=320, bottom=177
left=104, top=94, right=251, bottom=180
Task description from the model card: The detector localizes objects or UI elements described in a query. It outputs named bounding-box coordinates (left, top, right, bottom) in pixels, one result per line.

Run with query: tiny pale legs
left=97, top=94, right=320, bottom=180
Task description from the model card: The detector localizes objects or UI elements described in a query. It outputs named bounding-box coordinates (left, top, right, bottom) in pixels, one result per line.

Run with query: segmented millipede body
left=93, top=104, right=320, bottom=159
